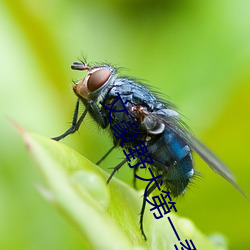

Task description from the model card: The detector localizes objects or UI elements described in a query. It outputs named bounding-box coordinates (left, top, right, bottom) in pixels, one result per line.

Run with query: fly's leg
left=140, top=197, right=148, bottom=240
left=88, top=100, right=112, bottom=164
left=133, top=166, right=140, bottom=188
left=89, top=100, right=107, bottom=129
left=139, top=176, right=164, bottom=240
left=52, top=99, right=89, bottom=141
left=96, top=145, right=116, bottom=165
left=107, top=158, right=128, bottom=184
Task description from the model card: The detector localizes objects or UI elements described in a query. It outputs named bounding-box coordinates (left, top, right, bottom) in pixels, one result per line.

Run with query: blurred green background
left=0, top=0, right=250, bottom=249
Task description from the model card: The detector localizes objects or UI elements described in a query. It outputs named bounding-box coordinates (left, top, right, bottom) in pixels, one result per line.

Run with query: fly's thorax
left=73, top=64, right=117, bottom=102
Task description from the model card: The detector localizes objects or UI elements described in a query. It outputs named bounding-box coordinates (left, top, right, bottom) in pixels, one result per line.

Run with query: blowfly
left=52, top=60, right=246, bottom=239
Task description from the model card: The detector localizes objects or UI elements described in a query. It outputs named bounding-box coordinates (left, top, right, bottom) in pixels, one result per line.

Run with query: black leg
left=96, top=145, right=116, bottom=165
left=52, top=100, right=89, bottom=141
left=133, top=165, right=139, bottom=189
left=72, top=99, right=80, bottom=125
left=140, top=197, right=147, bottom=240
left=89, top=100, right=107, bottom=129
left=106, top=158, right=128, bottom=184
left=139, top=176, right=164, bottom=240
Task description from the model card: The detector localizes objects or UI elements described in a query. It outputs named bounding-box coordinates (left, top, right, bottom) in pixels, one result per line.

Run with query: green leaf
left=19, top=128, right=227, bottom=250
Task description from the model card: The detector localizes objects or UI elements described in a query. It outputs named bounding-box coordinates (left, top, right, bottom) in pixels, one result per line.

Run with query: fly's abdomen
left=148, top=128, right=194, bottom=196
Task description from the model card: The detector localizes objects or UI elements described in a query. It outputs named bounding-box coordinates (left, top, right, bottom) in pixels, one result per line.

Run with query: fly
left=52, top=60, right=246, bottom=239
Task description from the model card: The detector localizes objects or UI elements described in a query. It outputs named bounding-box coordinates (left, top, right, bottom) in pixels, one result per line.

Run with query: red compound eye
left=87, top=68, right=111, bottom=92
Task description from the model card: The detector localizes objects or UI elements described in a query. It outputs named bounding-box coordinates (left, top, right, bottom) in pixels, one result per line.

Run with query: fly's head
left=72, top=61, right=116, bottom=101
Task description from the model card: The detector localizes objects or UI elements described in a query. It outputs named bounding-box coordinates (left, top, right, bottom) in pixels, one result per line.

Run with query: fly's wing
left=179, top=130, right=248, bottom=198
left=148, top=110, right=247, bottom=198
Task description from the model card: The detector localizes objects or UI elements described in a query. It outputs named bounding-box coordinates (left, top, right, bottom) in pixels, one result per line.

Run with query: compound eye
left=87, top=68, right=111, bottom=92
